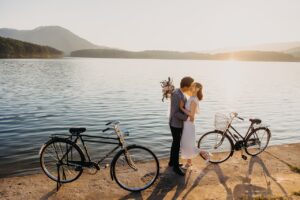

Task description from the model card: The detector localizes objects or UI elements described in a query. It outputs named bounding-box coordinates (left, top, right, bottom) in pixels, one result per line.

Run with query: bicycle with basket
left=198, top=112, right=271, bottom=163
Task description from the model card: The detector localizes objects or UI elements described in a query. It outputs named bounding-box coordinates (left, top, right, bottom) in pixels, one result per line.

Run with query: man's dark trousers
left=169, top=125, right=183, bottom=168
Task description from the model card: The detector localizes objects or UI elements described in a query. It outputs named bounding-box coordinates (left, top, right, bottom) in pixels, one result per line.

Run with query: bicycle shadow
left=119, top=191, right=143, bottom=200
left=39, top=188, right=57, bottom=200
left=233, top=155, right=288, bottom=199
left=144, top=167, right=192, bottom=200
left=182, top=164, right=232, bottom=200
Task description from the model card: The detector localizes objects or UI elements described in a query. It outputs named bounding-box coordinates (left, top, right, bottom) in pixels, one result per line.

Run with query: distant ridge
left=286, top=47, right=300, bottom=58
left=71, top=49, right=212, bottom=60
left=0, top=36, right=63, bottom=58
left=1, top=25, right=300, bottom=61
left=0, top=26, right=109, bottom=54
left=71, top=49, right=300, bottom=62
left=205, top=41, right=300, bottom=54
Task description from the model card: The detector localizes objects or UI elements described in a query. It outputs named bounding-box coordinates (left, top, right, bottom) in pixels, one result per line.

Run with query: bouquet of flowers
left=160, top=77, right=175, bottom=102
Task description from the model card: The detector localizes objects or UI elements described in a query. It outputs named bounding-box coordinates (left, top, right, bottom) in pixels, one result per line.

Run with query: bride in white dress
left=180, top=82, right=209, bottom=168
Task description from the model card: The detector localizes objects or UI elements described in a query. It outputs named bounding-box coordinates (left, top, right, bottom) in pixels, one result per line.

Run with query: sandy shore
left=1, top=143, right=300, bottom=200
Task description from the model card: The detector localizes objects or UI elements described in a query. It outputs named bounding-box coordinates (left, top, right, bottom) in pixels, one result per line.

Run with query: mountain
left=0, top=26, right=108, bottom=54
left=0, top=36, right=63, bottom=58
left=71, top=49, right=212, bottom=60
left=71, top=49, right=300, bottom=62
left=213, top=50, right=300, bottom=62
left=286, top=47, right=300, bottom=58
left=206, top=41, right=300, bottom=54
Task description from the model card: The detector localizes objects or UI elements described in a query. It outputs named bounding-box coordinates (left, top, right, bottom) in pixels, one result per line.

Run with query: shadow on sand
left=233, top=156, right=288, bottom=199
left=145, top=167, right=191, bottom=200
left=39, top=188, right=57, bottom=200
left=119, top=154, right=289, bottom=200
left=182, top=164, right=232, bottom=200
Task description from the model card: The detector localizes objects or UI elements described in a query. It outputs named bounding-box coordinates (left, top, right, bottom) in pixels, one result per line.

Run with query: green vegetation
left=286, top=47, right=300, bottom=58
left=71, top=49, right=300, bottom=62
left=287, top=164, right=300, bottom=174
left=293, top=191, right=300, bottom=196
left=252, top=196, right=288, bottom=200
left=71, top=49, right=212, bottom=60
left=0, top=36, right=63, bottom=58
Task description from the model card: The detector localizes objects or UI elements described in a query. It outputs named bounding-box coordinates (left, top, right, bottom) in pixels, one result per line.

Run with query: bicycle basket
left=214, top=113, right=230, bottom=131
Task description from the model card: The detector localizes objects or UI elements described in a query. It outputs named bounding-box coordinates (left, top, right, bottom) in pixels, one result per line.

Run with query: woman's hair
left=194, top=82, right=203, bottom=101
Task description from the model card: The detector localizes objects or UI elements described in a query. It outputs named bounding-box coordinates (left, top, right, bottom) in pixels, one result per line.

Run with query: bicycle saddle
left=249, top=118, right=261, bottom=124
left=69, top=127, right=86, bottom=135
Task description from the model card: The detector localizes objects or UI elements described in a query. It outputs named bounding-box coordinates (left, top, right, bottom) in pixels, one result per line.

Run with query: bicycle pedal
left=91, top=162, right=100, bottom=170
left=241, top=155, right=247, bottom=160
left=75, top=166, right=82, bottom=171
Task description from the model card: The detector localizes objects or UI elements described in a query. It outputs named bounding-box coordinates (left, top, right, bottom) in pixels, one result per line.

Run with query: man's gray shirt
left=169, top=88, right=188, bottom=128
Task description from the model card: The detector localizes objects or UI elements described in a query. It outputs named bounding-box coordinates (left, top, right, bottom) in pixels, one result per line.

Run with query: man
left=169, top=76, right=194, bottom=176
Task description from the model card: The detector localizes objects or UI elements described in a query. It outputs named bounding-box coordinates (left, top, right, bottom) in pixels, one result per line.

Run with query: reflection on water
left=0, top=58, right=300, bottom=177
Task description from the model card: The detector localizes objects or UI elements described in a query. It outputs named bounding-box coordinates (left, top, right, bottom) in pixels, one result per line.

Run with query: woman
left=180, top=82, right=209, bottom=168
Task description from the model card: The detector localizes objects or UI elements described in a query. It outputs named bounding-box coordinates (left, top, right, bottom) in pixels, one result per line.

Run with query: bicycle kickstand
left=241, top=147, right=248, bottom=160
left=56, top=164, right=62, bottom=191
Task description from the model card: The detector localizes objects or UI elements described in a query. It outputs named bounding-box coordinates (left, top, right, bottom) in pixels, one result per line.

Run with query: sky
left=0, top=0, right=300, bottom=51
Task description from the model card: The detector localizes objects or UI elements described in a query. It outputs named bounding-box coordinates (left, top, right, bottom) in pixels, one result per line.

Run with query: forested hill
left=0, top=36, right=63, bottom=58
left=71, top=49, right=212, bottom=60
left=71, top=49, right=300, bottom=62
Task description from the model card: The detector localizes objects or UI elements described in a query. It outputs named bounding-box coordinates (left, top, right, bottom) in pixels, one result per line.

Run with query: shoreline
left=1, top=56, right=300, bottom=63
left=1, top=143, right=300, bottom=199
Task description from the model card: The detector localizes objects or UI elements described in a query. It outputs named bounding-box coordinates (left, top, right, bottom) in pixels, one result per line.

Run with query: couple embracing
left=168, top=76, right=209, bottom=176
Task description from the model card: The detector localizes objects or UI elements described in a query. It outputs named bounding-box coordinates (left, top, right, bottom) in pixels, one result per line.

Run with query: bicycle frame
left=40, top=121, right=159, bottom=192
left=225, top=123, right=254, bottom=143
left=50, top=131, right=125, bottom=166
left=219, top=112, right=256, bottom=143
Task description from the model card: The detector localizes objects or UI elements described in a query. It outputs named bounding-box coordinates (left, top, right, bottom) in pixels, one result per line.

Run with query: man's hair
left=180, top=76, right=194, bottom=88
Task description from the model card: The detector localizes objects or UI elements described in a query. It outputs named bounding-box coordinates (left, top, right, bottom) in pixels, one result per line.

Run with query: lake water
left=1, top=58, right=300, bottom=177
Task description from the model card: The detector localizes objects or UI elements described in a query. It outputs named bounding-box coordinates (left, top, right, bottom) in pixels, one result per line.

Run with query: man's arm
left=180, top=100, right=191, bottom=117
left=172, top=93, right=188, bottom=121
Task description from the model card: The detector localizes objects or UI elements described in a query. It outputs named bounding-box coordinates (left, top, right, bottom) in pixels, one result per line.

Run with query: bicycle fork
left=124, top=149, right=138, bottom=170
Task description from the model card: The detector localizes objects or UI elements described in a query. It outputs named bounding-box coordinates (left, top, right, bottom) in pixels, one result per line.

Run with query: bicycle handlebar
left=230, top=112, right=244, bottom=121
left=102, top=127, right=111, bottom=132
left=237, top=116, right=244, bottom=121
left=105, top=121, right=120, bottom=126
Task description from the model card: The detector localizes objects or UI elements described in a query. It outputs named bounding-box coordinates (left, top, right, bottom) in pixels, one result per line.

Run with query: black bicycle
left=39, top=121, right=160, bottom=192
left=198, top=112, right=271, bottom=164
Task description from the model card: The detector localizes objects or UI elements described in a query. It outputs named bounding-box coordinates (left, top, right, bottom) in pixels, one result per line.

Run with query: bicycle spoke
left=198, top=131, right=232, bottom=163
left=40, top=139, right=84, bottom=183
left=245, top=128, right=270, bottom=156
left=113, top=146, right=159, bottom=191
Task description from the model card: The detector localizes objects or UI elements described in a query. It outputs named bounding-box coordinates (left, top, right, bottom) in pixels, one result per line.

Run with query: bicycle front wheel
left=245, top=127, right=271, bottom=156
left=112, top=145, right=159, bottom=192
left=39, top=137, right=85, bottom=183
left=198, top=131, right=234, bottom=164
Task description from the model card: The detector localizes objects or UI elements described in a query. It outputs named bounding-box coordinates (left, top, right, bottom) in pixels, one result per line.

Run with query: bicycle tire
left=245, top=127, right=271, bottom=156
left=111, top=145, right=159, bottom=192
left=198, top=130, right=234, bottom=164
left=39, top=137, right=85, bottom=183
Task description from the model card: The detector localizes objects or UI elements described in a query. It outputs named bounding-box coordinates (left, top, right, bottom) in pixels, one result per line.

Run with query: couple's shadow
left=120, top=155, right=289, bottom=200
left=121, top=163, right=231, bottom=200
left=120, top=166, right=188, bottom=200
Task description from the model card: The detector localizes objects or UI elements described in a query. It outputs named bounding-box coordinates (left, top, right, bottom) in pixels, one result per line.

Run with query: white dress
left=181, top=96, right=200, bottom=159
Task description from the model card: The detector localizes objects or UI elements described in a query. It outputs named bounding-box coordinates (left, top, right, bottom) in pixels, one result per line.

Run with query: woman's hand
left=189, top=116, right=194, bottom=122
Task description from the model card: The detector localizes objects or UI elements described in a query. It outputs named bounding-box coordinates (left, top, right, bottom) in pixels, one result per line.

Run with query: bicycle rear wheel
left=39, top=137, right=85, bottom=183
left=245, top=127, right=271, bottom=156
left=112, top=145, right=159, bottom=192
left=198, top=131, right=234, bottom=164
